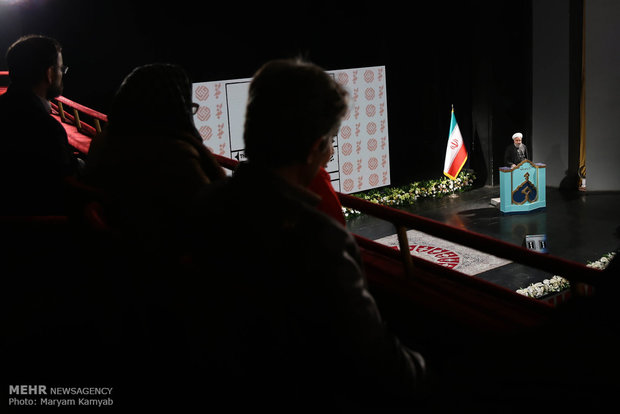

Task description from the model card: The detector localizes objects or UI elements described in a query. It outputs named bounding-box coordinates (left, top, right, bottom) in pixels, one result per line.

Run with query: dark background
left=0, top=0, right=532, bottom=187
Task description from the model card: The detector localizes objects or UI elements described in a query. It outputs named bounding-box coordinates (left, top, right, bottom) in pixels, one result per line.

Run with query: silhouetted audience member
left=2, top=39, right=106, bottom=396
left=72, top=64, right=227, bottom=408
left=0, top=34, right=80, bottom=215
left=180, top=58, right=426, bottom=408
left=84, top=63, right=225, bottom=253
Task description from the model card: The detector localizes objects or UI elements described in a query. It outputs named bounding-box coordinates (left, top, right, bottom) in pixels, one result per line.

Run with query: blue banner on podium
left=499, top=160, right=546, bottom=214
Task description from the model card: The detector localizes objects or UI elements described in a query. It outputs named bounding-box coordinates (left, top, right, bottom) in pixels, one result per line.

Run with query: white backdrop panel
left=192, top=65, right=390, bottom=194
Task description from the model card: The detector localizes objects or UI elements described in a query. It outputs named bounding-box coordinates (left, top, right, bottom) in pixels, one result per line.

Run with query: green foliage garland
left=343, top=169, right=476, bottom=219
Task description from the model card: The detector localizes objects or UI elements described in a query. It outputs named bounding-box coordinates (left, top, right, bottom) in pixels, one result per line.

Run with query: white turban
left=512, top=132, right=523, bottom=140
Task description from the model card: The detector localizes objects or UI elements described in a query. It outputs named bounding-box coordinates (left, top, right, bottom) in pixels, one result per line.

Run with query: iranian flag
left=443, top=107, right=467, bottom=180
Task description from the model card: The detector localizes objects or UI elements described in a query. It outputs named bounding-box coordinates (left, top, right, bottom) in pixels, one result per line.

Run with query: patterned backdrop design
left=192, top=66, right=390, bottom=194
left=332, top=66, right=390, bottom=193
left=192, top=82, right=230, bottom=157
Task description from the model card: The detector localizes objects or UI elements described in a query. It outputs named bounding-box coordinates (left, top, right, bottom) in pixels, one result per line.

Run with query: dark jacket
left=0, top=85, right=79, bottom=215
left=504, top=143, right=529, bottom=167
left=174, top=163, right=426, bottom=408
left=84, top=129, right=224, bottom=254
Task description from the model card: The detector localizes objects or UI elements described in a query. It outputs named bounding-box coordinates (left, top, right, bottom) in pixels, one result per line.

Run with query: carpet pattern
left=374, top=229, right=511, bottom=276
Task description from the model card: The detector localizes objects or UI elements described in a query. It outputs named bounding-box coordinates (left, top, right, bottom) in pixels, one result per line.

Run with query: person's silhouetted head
left=108, top=63, right=198, bottom=137
left=244, top=58, right=348, bottom=169
left=6, top=34, right=65, bottom=99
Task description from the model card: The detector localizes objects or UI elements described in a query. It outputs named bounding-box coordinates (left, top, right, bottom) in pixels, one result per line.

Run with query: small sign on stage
left=523, top=234, right=548, bottom=253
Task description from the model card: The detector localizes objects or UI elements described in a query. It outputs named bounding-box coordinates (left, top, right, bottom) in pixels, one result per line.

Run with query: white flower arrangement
left=516, top=251, right=616, bottom=299
left=587, top=252, right=616, bottom=270
left=516, top=275, right=571, bottom=298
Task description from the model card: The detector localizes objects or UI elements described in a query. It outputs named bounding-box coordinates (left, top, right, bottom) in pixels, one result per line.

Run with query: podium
left=499, top=160, right=546, bottom=214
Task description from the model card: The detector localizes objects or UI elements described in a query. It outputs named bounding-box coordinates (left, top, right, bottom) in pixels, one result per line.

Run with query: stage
left=346, top=185, right=620, bottom=293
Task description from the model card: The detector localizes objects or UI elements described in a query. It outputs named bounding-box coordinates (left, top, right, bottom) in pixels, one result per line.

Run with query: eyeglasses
left=58, top=65, right=69, bottom=75
left=324, top=135, right=336, bottom=145
left=191, top=103, right=199, bottom=115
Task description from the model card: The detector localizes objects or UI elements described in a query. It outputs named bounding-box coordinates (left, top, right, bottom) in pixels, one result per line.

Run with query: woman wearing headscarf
left=80, top=65, right=225, bottom=401
left=84, top=63, right=225, bottom=253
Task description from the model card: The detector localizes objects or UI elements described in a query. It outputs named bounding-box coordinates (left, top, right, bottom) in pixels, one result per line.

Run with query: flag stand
left=448, top=186, right=459, bottom=198
left=448, top=171, right=458, bottom=198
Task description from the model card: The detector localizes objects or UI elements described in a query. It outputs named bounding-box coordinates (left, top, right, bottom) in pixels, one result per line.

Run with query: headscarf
left=88, top=63, right=225, bottom=184
left=107, top=63, right=198, bottom=138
